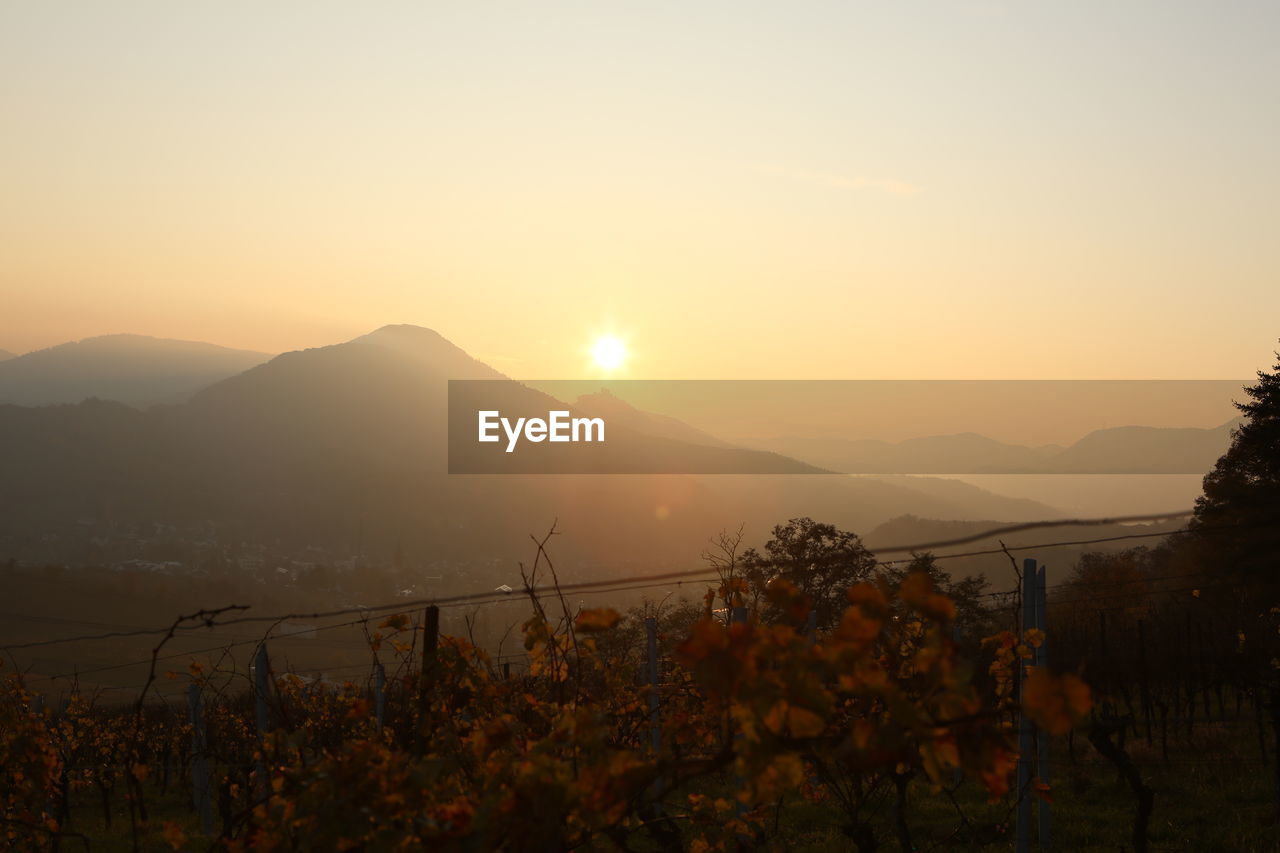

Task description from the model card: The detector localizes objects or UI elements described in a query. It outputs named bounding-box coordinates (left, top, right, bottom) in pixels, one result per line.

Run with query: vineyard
left=4, top=517, right=1280, bottom=853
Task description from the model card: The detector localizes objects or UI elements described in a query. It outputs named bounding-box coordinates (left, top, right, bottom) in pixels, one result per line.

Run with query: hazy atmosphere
left=4, top=2, right=1279, bottom=379
left=2, top=3, right=1278, bottom=852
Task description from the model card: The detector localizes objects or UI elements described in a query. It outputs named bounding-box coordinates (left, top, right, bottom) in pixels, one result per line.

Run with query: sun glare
left=591, top=335, right=627, bottom=371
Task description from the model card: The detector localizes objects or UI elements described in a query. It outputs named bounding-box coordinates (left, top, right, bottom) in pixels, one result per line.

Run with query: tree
left=740, top=518, right=878, bottom=630
left=1190, top=348, right=1280, bottom=585
left=880, top=552, right=992, bottom=633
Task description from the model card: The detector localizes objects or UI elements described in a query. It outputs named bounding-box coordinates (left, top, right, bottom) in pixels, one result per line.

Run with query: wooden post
left=1184, top=610, right=1195, bottom=739
left=1016, top=558, right=1036, bottom=853
left=1256, top=689, right=1269, bottom=766
left=953, top=621, right=964, bottom=789
left=645, top=617, right=661, bottom=755
left=1269, top=685, right=1280, bottom=820
left=373, top=662, right=386, bottom=731
left=252, top=644, right=272, bottom=796
left=187, top=684, right=214, bottom=836
left=729, top=606, right=749, bottom=834
left=253, top=644, right=272, bottom=736
left=1196, top=621, right=1211, bottom=719
left=417, top=605, right=440, bottom=755
left=1137, top=619, right=1153, bottom=746
left=1035, top=563, right=1050, bottom=851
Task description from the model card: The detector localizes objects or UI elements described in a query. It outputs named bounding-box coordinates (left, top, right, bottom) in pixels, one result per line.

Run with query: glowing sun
left=591, top=335, right=627, bottom=371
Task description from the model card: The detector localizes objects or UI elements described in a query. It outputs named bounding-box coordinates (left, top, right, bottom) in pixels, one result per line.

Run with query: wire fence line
left=7, top=508, right=1269, bottom=699
left=3, top=510, right=1200, bottom=655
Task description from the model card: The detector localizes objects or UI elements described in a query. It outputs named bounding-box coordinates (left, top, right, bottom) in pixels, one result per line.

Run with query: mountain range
left=749, top=421, right=1239, bottom=474
left=0, top=325, right=1066, bottom=575
left=0, top=334, right=272, bottom=406
left=1, top=332, right=1236, bottom=474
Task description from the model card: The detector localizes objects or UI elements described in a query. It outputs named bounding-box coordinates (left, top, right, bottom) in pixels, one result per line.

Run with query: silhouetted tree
left=741, top=517, right=878, bottom=630
left=1190, top=348, right=1280, bottom=587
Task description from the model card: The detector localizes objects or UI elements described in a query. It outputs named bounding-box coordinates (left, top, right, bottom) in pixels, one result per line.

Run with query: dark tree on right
left=1190, top=346, right=1280, bottom=589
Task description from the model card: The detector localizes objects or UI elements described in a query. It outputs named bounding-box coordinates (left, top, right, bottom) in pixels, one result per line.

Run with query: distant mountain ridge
left=0, top=334, right=272, bottom=407
left=0, top=349, right=14, bottom=362
left=572, top=388, right=734, bottom=449
left=751, top=420, right=1239, bottom=474
left=0, top=324, right=1063, bottom=570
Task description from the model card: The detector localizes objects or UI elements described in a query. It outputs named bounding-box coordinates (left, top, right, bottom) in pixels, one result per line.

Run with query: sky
left=2, top=1, right=1277, bottom=379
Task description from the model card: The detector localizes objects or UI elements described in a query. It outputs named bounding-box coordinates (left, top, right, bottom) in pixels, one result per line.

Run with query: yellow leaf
left=898, top=573, right=933, bottom=605
left=790, top=705, right=827, bottom=738
left=162, top=821, right=187, bottom=850
left=574, top=608, right=622, bottom=633
left=1023, top=669, right=1092, bottom=735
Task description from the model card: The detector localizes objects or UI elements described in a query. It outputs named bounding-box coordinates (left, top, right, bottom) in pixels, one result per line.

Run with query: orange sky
left=2, top=3, right=1278, bottom=379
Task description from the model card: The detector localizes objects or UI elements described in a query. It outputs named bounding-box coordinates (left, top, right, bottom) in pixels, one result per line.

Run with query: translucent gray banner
left=448, top=379, right=1245, bottom=474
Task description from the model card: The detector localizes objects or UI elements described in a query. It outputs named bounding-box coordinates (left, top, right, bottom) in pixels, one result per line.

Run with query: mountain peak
left=339, top=325, right=504, bottom=379
left=574, top=387, right=634, bottom=411
left=358, top=324, right=449, bottom=342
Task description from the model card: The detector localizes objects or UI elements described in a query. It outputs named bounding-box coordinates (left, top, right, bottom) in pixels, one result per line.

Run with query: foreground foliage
left=2, top=566, right=1093, bottom=852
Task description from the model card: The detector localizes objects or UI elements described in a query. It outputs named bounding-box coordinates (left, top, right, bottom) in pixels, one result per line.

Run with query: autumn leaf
left=1023, top=668, right=1092, bottom=735
left=574, top=608, right=622, bottom=633
left=898, top=572, right=933, bottom=606
left=897, top=572, right=956, bottom=621
left=763, top=700, right=826, bottom=738
left=379, top=613, right=411, bottom=631
left=980, top=746, right=1018, bottom=800
left=162, top=821, right=187, bottom=850
left=833, top=606, right=882, bottom=648
left=846, top=582, right=888, bottom=614
left=749, top=752, right=806, bottom=801
left=921, top=593, right=956, bottom=622
left=764, top=577, right=812, bottom=622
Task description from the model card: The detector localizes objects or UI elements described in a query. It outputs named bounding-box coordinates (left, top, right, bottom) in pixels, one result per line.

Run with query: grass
left=760, top=723, right=1279, bottom=852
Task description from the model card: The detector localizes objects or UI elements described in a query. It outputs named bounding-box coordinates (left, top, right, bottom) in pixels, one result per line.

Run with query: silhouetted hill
left=753, top=420, right=1239, bottom=474
left=176, top=325, right=821, bottom=475
left=0, top=325, right=1064, bottom=574
left=755, top=433, right=1058, bottom=473
left=0, top=334, right=272, bottom=407
left=0, top=349, right=14, bottom=362
left=1049, top=421, right=1239, bottom=473
left=573, top=389, right=733, bottom=449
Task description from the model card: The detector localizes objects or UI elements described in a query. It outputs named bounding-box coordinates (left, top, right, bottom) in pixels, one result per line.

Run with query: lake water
left=914, top=473, right=1204, bottom=518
